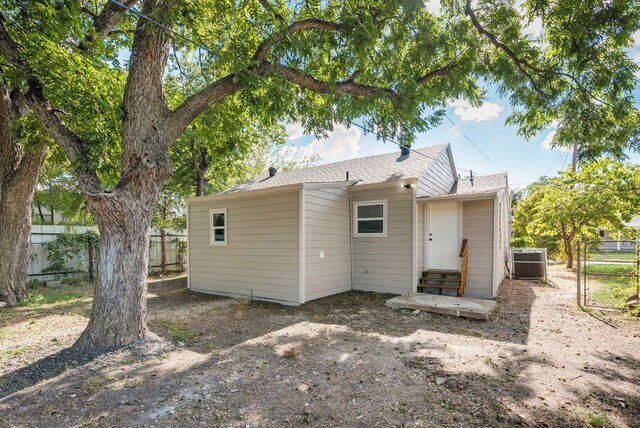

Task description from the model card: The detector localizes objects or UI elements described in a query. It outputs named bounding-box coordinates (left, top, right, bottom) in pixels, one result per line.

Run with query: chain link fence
left=577, top=239, right=639, bottom=310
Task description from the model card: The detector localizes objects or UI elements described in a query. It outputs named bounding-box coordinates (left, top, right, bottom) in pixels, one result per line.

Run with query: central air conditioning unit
left=510, top=248, right=548, bottom=281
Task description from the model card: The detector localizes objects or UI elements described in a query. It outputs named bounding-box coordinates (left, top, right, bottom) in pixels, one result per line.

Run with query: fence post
left=160, top=229, right=166, bottom=276
left=576, top=238, right=581, bottom=307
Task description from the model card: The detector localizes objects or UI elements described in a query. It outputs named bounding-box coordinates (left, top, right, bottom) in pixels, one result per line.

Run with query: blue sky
left=282, top=25, right=640, bottom=191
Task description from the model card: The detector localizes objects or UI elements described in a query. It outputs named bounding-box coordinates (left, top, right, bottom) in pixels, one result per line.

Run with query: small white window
left=209, top=208, right=227, bottom=246
left=353, top=200, right=387, bottom=237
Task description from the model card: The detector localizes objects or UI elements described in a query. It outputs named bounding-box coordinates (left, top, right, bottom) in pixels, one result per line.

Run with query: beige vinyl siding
left=188, top=191, right=300, bottom=304
left=417, top=203, right=425, bottom=279
left=418, top=148, right=456, bottom=197
left=462, top=199, right=494, bottom=299
left=352, top=185, right=414, bottom=294
left=304, top=187, right=352, bottom=301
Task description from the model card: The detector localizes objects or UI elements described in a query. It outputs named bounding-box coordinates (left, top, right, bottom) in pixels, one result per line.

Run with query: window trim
left=209, top=208, right=228, bottom=246
left=353, top=199, right=388, bottom=237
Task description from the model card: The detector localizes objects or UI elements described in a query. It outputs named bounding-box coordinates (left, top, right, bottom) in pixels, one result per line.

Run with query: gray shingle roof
left=223, top=145, right=448, bottom=193
left=446, top=172, right=508, bottom=196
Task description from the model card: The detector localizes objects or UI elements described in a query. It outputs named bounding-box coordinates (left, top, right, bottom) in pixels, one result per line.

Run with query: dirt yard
left=0, top=266, right=638, bottom=427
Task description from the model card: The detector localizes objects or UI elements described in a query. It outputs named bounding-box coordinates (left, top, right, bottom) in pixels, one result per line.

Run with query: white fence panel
left=28, top=226, right=186, bottom=280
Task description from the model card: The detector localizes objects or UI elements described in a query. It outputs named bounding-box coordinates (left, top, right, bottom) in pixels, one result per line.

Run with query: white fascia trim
left=303, top=181, right=359, bottom=190
left=417, top=191, right=499, bottom=203
left=350, top=179, right=418, bottom=192
left=299, top=188, right=306, bottom=304
left=186, top=184, right=302, bottom=204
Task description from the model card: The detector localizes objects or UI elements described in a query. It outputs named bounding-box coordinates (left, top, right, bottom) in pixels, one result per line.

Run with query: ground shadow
left=0, top=346, right=108, bottom=399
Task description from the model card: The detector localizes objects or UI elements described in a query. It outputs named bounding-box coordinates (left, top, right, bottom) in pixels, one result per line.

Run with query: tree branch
left=257, top=0, right=285, bottom=23
left=92, top=0, right=139, bottom=40
left=24, top=81, right=104, bottom=193
left=0, top=14, right=20, bottom=65
left=0, top=15, right=102, bottom=193
left=253, top=18, right=344, bottom=62
left=165, top=74, right=245, bottom=144
left=416, top=61, right=458, bottom=85
left=464, top=0, right=548, bottom=99
left=168, top=10, right=457, bottom=148
left=465, top=0, right=606, bottom=106
left=266, top=63, right=401, bottom=107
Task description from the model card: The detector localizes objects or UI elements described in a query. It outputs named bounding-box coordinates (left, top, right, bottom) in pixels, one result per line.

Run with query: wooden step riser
left=419, top=278, right=462, bottom=284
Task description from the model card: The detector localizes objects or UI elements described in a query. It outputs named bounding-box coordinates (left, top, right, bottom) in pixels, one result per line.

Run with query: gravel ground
left=0, top=266, right=638, bottom=427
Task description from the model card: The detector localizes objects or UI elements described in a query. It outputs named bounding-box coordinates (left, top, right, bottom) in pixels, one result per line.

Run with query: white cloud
left=448, top=99, right=503, bottom=122
left=632, top=30, right=640, bottom=47
left=284, top=122, right=305, bottom=140
left=540, top=128, right=556, bottom=150
left=299, top=124, right=362, bottom=164
left=424, top=0, right=441, bottom=15
left=540, top=124, right=571, bottom=152
left=522, top=16, right=543, bottom=38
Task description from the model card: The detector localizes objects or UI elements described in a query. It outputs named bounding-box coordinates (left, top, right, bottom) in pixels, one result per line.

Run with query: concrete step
left=386, top=293, right=496, bottom=320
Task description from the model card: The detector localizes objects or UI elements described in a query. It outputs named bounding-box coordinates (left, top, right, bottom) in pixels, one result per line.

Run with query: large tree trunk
left=73, top=0, right=174, bottom=349
left=74, top=157, right=172, bottom=349
left=0, top=84, right=47, bottom=306
left=0, top=150, right=47, bottom=305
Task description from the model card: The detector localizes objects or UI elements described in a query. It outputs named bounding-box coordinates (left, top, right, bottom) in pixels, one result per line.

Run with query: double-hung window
left=353, top=200, right=387, bottom=237
left=209, top=208, right=227, bottom=246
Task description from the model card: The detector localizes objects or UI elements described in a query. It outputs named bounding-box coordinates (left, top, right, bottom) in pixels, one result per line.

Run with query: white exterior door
left=427, top=202, right=461, bottom=270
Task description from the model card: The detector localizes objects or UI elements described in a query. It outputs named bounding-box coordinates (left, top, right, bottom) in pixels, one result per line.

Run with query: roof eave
left=185, top=180, right=360, bottom=204
left=417, top=190, right=500, bottom=202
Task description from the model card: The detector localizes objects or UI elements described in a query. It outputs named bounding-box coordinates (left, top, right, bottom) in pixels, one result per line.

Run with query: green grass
left=587, top=251, right=636, bottom=261
left=586, top=263, right=639, bottom=309
left=585, top=412, right=608, bottom=427
left=0, top=345, right=30, bottom=361
left=23, top=289, right=84, bottom=307
left=149, top=318, right=197, bottom=345
left=20, top=284, right=92, bottom=308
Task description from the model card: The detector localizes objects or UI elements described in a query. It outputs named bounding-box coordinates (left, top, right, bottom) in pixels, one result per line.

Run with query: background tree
left=1, top=0, right=638, bottom=349
left=511, top=177, right=560, bottom=254
left=513, top=160, right=640, bottom=269
left=0, top=91, right=47, bottom=306
left=167, top=103, right=288, bottom=197
left=34, top=148, right=93, bottom=225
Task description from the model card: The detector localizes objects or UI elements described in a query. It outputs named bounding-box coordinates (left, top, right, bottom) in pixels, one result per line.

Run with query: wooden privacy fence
left=28, top=225, right=186, bottom=281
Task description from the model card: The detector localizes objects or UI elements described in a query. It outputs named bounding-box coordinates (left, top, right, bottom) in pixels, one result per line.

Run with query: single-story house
left=596, top=216, right=639, bottom=251
left=186, top=144, right=510, bottom=305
